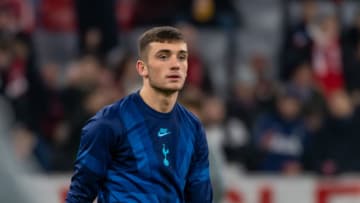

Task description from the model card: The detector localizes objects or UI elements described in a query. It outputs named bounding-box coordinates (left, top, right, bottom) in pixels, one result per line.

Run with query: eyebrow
left=156, top=49, right=188, bottom=55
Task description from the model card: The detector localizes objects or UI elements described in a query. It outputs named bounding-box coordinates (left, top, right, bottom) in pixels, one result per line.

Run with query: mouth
left=166, top=75, right=181, bottom=80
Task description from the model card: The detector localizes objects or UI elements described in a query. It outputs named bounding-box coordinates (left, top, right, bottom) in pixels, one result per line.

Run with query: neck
left=139, top=85, right=178, bottom=113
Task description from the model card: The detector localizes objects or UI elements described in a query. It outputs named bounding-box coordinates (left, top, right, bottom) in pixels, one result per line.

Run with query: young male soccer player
left=66, top=26, right=213, bottom=202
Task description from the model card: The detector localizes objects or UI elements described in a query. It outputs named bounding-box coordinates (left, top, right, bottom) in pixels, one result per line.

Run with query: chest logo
left=158, top=128, right=171, bottom=137
left=162, top=144, right=170, bottom=167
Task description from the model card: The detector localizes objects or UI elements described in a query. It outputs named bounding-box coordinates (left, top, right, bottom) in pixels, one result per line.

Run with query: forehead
left=148, top=41, right=187, bottom=53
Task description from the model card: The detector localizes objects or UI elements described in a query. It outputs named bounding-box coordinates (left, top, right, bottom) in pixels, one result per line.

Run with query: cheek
left=182, top=63, right=188, bottom=74
left=147, top=64, right=162, bottom=77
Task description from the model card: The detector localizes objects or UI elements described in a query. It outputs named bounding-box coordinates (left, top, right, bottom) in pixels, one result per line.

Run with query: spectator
left=253, top=86, right=307, bottom=174
left=38, top=0, right=75, bottom=33
left=307, top=90, right=360, bottom=175
left=287, top=62, right=326, bottom=110
left=227, top=65, right=259, bottom=131
left=280, top=0, right=318, bottom=81
left=75, top=0, right=118, bottom=58
left=311, top=13, right=345, bottom=97
left=227, top=52, right=276, bottom=132
left=177, top=0, right=239, bottom=28
left=342, top=12, right=360, bottom=107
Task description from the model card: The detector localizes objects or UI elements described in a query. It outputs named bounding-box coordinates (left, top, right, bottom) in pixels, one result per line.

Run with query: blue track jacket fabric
left=66, top=92, right=213, bottom=203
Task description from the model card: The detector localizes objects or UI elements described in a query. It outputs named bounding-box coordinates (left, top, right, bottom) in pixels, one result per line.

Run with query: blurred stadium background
left=1, top=0, right=360, bottom=202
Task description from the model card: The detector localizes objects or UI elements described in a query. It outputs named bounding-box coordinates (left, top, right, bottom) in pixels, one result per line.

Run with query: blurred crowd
left=1, top=0, right=360, bottom=181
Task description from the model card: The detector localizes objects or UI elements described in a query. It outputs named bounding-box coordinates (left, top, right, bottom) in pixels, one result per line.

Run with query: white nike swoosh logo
left=158, top=132, right=171, bottom=137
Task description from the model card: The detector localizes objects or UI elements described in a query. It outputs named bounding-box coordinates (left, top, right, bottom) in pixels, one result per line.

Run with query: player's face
left=141, top=41, right=188, bottom=93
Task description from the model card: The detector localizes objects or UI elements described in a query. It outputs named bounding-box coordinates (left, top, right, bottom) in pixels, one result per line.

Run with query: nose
left=170, top=56, right=181, bottom=70
left=170, top=65, right=180, bottom=71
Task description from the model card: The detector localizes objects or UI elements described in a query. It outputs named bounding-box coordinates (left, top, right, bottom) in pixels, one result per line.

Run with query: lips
left=166, top=74, right=181, bottom=79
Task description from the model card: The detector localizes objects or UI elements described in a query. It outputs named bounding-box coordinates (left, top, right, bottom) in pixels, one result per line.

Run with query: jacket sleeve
left=66, top=119, right=116, bottom=203
left=185, top=125, right=213, bottom=203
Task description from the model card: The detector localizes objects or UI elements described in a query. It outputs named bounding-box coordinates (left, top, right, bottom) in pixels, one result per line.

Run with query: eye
left=157, top=54, right=168, bottom=60
left=156, top=52, right=170, bottom=60
left=178, top=54, right=188, bottom=61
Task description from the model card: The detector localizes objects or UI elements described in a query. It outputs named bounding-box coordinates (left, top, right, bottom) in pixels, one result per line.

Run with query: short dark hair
left=138, top=26, right=185, bottom=60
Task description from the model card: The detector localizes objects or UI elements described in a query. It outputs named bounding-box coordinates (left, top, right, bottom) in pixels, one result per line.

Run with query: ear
left=136, top=60, right=148, bottom=77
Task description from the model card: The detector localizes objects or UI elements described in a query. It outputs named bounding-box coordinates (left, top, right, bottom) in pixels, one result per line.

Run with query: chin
left=149, top=79, right=185, bottom=93
left=164, top=86, right=183, bottom=92
left=167, top=83, right=185, bottom=91
left=152, top=85, right=183, bottom=94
